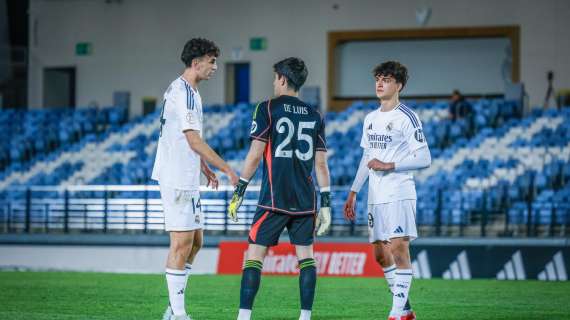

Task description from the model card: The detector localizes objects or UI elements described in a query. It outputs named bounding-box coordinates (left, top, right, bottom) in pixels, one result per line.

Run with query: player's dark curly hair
left=372, top=61, right=409, bottom=91
left=181, top=38, right=220, bottom=67
left=273, top=57, right=308, bottom=92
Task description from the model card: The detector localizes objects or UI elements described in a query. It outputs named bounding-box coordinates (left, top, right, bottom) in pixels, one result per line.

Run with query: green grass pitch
left=0, top=272, right=568, bottom=319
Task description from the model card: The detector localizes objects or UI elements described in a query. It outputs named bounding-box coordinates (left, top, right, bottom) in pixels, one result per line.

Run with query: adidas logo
left=177, top=289, right=185, bottom=295
left=394, top=226, right=404, bottom=234
left=412, top=250, right=432, bottom=279
left=368, top=123, right=373, bottom=130
left=394, top=293, right=405, bottom=298
left=538, top=251, right=567, bottom=281
left=496, top=250, right=526, bottom=280
left=442, top=251, right=471, bottom=280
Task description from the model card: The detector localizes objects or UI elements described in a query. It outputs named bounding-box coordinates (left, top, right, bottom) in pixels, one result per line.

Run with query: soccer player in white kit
left=152, top=38, right=239, bottom=320
left=343, top=61, right=431, bottom=320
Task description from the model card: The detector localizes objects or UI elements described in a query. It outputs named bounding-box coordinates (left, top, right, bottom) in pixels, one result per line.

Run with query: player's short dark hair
left=273, top=57, right=308, bottom=92
left=372, top=61, right=409, bottom=91
left=181, top=38, right=220, bottom=68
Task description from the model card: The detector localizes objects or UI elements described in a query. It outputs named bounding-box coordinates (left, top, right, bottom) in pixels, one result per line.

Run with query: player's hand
left=367, top=159, right=394, bottom=171
left=227, top=178, right=249, bottom=222
left=316, top=190, right=331, bottom=236
left=343, top=191, right=357, bottom=221
left=227, top=170, right=240, bottom=186
left=201, top=164, right=219, bottom=190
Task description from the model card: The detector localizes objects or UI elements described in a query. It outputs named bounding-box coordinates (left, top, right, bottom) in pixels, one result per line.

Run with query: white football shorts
left=159, top=184, right=204, bottom=232
left=367, top=200, right=417, bottom=243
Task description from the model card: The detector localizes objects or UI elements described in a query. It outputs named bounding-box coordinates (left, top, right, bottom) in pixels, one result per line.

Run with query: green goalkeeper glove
left=228, top=178, right=249, bottom=222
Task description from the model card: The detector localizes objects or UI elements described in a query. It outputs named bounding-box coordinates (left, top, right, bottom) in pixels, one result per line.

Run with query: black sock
left=239, top=260, right=263, bottom=310
left=298, top=258, right=317, bottom=311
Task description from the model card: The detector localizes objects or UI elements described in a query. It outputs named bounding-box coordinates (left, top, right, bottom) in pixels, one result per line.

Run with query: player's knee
left=390, top=248, right=410, bottom=267
left=392, top=253, right=406, bottom=267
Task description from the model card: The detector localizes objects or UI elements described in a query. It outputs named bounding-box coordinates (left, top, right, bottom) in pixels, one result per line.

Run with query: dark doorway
left=43, top=67, right=76, bottom=108
left=225, top=62, right=250, bottom=104
left=1, top=0, right=29, bottom=109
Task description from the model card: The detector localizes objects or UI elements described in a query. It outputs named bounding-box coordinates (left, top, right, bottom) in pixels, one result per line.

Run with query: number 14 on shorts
left=174, top=190, right=201, bottom=214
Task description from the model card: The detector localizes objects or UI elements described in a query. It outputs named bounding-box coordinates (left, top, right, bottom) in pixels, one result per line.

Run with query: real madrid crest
left=386, top=122, right=393, bottom=131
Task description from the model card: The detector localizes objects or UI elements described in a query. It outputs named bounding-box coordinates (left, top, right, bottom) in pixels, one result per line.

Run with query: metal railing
left=0, top=185, right=567, bottom=237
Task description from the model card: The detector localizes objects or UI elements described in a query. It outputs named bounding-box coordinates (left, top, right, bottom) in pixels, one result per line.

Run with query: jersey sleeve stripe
left=401, top=105, right=420, bottom=127
left=184, top=83, right=192, bottom=110
left=252, top=102, right=262, bottom=119
left=318, top=134, right=327, bottom=146
left=252, top=126, right=271, bottom=139
left=250, top=136, right=268, bottom=142
left=398, top=105, right=419, bottom=128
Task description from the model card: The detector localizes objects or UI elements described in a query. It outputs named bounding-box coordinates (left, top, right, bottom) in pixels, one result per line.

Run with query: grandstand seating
left=0, top=106, right=127, bottom=179
left=1, top=100, right=569, bottom=234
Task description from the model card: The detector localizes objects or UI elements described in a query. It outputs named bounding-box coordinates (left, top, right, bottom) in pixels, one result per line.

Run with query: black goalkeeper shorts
left=247, top=208, right=316, bottom=247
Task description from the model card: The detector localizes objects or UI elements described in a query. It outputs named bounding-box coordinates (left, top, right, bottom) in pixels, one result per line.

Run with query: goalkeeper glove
left=228, top=177, right=249, bottom=222
left=316, top=188, right=331, bottom=236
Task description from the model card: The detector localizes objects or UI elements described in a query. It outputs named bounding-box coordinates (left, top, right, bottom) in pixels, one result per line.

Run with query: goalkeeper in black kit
left=227, top=57, right=331, bottom=320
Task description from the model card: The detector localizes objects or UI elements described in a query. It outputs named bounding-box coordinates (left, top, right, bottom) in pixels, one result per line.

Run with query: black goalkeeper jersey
left=249, top=95, right=327, bottom=215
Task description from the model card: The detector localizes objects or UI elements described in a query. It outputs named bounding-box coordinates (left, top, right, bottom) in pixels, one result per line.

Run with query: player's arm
left=185, top=130, right=238, bottom=185
left=393, top=146, right=431, bottom=171
left=313, top=113, right=331, bottom=235
left=240, top=140, right=266, bottom=180
left=367, top=146, right=431, bottom=172
left=226, top=139, right=266, bottom=222
left=315, top=150, right=332, bottom=235
left=200, top=159, right=218, bottom=189
left=228, top=101, right=272, bottom=222
left=344, top=149, right=369, bottom=221
left=169, top=89, right=238, bottom=185
left=344, top=117, right=370, bottom=221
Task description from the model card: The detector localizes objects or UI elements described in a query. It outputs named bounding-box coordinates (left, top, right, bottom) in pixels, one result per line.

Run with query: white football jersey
left=360, top=103, right=427, bottom=204
left=151, top=77, right=203, bottom=190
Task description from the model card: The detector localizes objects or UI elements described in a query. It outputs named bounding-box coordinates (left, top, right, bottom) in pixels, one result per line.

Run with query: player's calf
left=389, top=238, right=413, bottom=317
left=166, top=231, right=195, bottom=317
left=238, top=259, right=263, bottom=320
left=298, top=258, right=317, bottom=320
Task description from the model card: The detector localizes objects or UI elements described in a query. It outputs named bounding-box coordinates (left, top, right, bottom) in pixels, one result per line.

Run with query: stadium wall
left=27, top=0, right=570, bottom=115
left=0, top=245, right=220, bottom=274
left=2, top=237, right=568, bottom=281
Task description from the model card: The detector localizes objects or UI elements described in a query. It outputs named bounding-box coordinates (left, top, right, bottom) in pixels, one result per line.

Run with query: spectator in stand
left=449, top=90, right=473, bottom=120
left=449, top=90, right=475, bottom=137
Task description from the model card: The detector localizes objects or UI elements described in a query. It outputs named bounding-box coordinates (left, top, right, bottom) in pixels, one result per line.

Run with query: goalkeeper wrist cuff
left=235, top=178, right=249, bottom=196
left=320, top=191, right=331, bottom=208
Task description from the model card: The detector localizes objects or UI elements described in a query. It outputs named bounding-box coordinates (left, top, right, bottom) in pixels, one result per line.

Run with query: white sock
left=391, top=268, right=413, bottom=315
left=237, top=309, right=252, bottom=320
left=184, top=263, right=192, bottom=288
left=166, top=268, right=187, bottom=316
left=299, top=309, right=312, bottom=320
left=382, top=264, right=397, bottom=294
